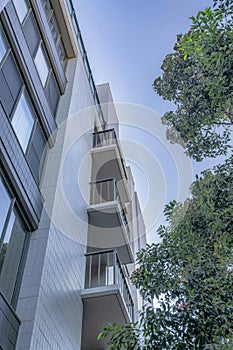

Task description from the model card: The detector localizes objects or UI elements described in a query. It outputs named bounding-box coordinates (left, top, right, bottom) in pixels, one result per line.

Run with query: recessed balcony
left=81, top=249, right=134, bottom=350
left=87, top=178, right=134, bottom=264
left=91, top=129, right=130, bottom=203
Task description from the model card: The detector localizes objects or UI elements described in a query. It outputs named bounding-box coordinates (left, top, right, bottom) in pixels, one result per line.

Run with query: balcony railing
left=90, top=178, right=130, bottom=238
left=66, top=0, right=106, bottom=128
left=93, top=129, right=128, bottom=180
left=85, top=250, right=134, bottom=321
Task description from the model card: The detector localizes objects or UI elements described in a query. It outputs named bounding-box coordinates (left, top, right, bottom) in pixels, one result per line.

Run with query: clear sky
left=74, top=0, right=223, bottom=242
left=76, top=0, right=213, bottom=114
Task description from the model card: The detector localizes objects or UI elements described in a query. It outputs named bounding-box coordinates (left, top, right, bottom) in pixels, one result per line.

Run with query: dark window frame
left=0, top=23, right=48, bottom=183
left=0, top=172, right=30, bottom=309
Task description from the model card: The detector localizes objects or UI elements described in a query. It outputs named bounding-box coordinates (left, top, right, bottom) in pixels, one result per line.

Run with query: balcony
left=81, top=250, right=134, bottom=350
left=91, top=129, right=130, bottom=203
left=87, top=178, right=134, bottom=264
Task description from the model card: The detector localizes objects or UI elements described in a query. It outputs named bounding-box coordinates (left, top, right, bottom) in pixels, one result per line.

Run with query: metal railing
left=93, top=129, right=128, bottom=180
left=90, top=178, right=130, bottom=238
left=85, top=250, right=134, bottom=321
left=65, top=0, right=106, bottom=128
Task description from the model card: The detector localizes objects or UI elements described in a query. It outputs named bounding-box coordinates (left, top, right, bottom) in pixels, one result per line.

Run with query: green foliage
left=99, top=156, right=233, bottom=349
left=153, top=0, right=233, bottom=161
left=99, top=2, right=233, bottom=348
left=98, top=322, right=141, bottom=350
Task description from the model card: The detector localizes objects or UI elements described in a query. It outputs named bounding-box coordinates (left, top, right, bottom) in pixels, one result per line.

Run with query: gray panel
left=26, top=145, right=40, bottom=183
left=26, top=122, right=46, bottom=183
left=23, top=11, right=40, bottom=57
left=45, top=72, right=60, bottom=114
left=1, top=53, right=22, bottom=101
left=0, top=70, right=14, bottom=117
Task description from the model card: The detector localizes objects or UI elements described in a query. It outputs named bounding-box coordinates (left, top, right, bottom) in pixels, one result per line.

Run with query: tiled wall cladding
left=0, top=107, right=42, bottom=229
left=16, top=221, right=86, bottom=350
left=15, top=58, right=94, bottom=350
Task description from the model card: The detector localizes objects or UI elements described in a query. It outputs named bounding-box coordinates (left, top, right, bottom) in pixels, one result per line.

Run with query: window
left=0, top=26, right=23, bottom=117
left=0, top=17, right=48, bottom=182
left=11, top=0, right=62, bottom=115
left=41, top=0, right=52, bottom=18
left=27, top=122, right=46, bottom=183
left=11, top=91, right=35, bottom=152
left=42, top=0, right=67, bottom=68
left=23, top=10, right=41, bottom=57
left=0, top=175, right=28, bottom=307
left=0, top=26, right=7, bottom=63
left=34, top=45, right=49, bottom=87
left=0, top=179, right=12, bottom=235
left=12, top=0, right=29, bottom=23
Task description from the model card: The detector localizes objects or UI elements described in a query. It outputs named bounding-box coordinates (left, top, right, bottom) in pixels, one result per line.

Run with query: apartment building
left=0, top=1, right=146, bottom=349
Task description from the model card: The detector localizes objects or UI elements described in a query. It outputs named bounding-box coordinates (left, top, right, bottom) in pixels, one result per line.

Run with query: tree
left=153, top=0, right=233, bottom=161
left=99, top=156, right=233, bottom=349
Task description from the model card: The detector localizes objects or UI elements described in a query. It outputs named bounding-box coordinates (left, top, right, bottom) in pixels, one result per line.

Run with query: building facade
left=0, top=1, right=146, bottom=349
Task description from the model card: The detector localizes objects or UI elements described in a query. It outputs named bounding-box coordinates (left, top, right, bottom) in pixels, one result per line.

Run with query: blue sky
left=74, top=0, right=224, bottom=242
left=76, top=0, right=213, bottom=114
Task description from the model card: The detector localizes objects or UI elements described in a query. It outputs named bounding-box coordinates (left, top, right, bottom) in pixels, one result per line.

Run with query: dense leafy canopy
left=99, top=156, right=233, bottom=349
left=153, top=0, right=233, bottom=160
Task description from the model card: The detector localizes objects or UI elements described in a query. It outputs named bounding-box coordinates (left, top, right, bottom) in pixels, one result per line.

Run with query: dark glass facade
left=0, top=1, right=67, bottom=348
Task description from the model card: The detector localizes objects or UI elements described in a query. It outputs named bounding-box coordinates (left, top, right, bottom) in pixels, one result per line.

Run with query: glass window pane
left=12, top=0, right=28, bottom=23
left=34, top=45, right=49, bottom=87
left=2, top=52, right=23, bottom=100
left=26, top=122, right=46, bottom=183
left=0, top=26, right=7, bottom=63
left=0, top=178, right=11, bottom=236
left=49, top=14, right=59, bottom=43
left=41, top=0, right=52, bottom=18
left=23, top=11, right=41, bottom=57
left=0, top=211, right=27, bottom=304
left=3, top=211, right=15, bottom=245
left=11, top=92, right=35, bottom=152
left=45, top=71, right=60, bottom=114
left=0, top=70, right=14, bottom=117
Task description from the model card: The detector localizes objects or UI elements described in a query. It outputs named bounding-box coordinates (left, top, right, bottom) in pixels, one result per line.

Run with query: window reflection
left=0, top=211, right=26, bottom=304
left=34, top=45, right=49, bottom=87
left=3, top=211, right=15, bottom=245
left=11, top=91, right=35, bottom=152
left=0, top=26, right=7, bottom=63
left=12, top=0, right=29, bottom=23
left=0, top=178, right=11, bottom=235
left=0, top=212, right=15, bottom=274
left=0, top=175, right=28, bottom=306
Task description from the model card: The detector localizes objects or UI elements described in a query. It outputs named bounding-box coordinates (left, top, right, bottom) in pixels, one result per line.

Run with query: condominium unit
left=0, top=1, right=146, bottom=349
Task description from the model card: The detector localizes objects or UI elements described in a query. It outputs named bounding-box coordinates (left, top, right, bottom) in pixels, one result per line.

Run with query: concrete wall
left=96, top=83, right=119, bottom=137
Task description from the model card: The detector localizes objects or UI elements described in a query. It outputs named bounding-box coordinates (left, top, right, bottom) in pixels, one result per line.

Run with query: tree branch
left=223, top=107, right=233, bottom=123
